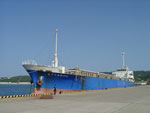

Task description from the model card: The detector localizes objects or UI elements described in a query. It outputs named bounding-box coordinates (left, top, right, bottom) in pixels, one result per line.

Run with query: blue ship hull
left=28, top=70, right=134, bottom=92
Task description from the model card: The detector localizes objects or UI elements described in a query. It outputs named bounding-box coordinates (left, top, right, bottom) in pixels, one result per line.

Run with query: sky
left=0, top=0, right=150, bottom=76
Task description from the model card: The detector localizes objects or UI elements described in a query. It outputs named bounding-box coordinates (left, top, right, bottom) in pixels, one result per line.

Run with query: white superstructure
left=112, top=52, right=134, bottom=82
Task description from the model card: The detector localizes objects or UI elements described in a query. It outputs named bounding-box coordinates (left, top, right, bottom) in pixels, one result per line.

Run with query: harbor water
left=0, top=84, right=34, bottom=96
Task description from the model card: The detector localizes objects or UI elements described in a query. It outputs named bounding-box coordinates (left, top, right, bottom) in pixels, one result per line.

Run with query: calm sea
left=0, top=84, right=34, bottom=96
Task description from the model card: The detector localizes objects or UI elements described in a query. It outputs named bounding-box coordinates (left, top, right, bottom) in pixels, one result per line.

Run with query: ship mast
left=53, top=28, right=58, bottom=67
left=122, top=52, right=125, bottom=69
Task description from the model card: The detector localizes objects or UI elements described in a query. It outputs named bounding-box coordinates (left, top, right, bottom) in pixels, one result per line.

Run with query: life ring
left=37, top=80, right=42, bottom=86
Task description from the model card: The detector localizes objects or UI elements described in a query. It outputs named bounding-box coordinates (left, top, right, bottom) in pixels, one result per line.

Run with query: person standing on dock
left=54, top=85, right=57, bottom=95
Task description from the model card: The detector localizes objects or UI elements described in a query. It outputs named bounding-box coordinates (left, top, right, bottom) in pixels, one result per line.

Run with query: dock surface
left=0, top=86, right=150, bottom=113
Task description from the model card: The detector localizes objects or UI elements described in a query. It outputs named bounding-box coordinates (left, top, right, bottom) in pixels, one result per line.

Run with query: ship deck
left=0, top=85, right=150, bottom=113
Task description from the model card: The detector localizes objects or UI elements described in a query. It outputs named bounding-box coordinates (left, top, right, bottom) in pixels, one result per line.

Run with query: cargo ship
left=22, top=29, right=134, bottom=94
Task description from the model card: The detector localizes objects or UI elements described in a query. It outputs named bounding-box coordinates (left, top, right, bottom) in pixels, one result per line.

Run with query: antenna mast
left=122, top=52, right=125, bottom=69
left=54, top=28, right=58, bottom=67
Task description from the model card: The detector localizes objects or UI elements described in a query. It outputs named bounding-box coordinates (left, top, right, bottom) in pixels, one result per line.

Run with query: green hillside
left=134, top=71, right=150, bottom=82
left=0, top=76, right=31, bottom=82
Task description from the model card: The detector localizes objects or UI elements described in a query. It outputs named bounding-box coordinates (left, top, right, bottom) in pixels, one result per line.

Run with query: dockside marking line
left=0, top=93, right=52, bottom=99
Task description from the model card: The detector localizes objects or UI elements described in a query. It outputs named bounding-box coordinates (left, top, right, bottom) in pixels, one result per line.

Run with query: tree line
left=0, top=76, right=31, bottom=82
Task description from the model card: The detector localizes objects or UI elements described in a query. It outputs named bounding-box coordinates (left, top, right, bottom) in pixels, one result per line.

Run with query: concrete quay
left=0, top=85, right=150, bottom=113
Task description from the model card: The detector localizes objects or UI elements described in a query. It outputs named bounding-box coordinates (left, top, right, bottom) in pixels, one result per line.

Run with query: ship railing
left=22, top=60, right=37, bottom=65
left=66, top=69, right=125, bottom=80
left=67, top=69, right=102, bottom=78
